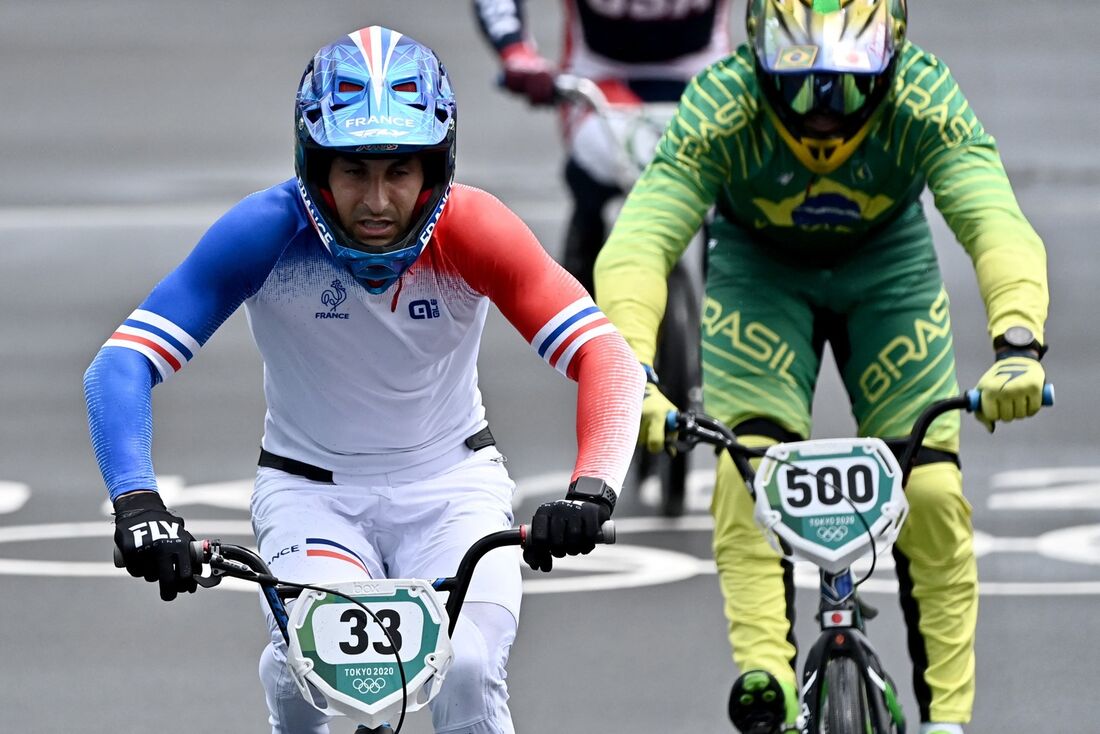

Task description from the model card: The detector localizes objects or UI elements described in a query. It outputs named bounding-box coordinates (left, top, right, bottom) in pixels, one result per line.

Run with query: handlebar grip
left=598, top=520, right=616, bottom=544
left=965, top=383, right=1055, bottom=412
left=517, top=520, right=616, bottom=546
left=113, top=540, right=208, bottom=568
left=190, top=539, right=208, bottom=564
left=666, top=410, right=679, bottom=432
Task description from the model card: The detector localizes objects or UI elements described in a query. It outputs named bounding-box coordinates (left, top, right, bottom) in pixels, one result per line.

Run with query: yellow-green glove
left=974, top=356, right=1046, bottom=431
left=640, top=382, right=679, bottom=453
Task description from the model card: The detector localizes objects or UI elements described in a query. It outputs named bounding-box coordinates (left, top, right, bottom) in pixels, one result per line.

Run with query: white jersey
left=87, top=179, right=645, bottom=499
left=245, top=238, right=490, bottom=475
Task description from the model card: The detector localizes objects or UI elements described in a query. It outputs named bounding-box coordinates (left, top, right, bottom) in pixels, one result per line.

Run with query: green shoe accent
left=779, top=679, right=800, bottom=727
left=729, top=670, right=797, bottom=734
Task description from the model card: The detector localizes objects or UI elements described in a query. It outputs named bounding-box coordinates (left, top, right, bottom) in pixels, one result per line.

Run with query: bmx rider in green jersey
left=594, top=1, right=1050, bottom=733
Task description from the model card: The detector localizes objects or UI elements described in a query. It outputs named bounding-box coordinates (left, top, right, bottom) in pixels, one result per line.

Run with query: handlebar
left=670, top=385, right=1055, bottom=489
left=112, top=537, right=275, bottom=583
left=434, top=520, right=614, bottom=635
left=113, top=520, right=616, bottom=637
left=552, top=73, right=610, bottom=112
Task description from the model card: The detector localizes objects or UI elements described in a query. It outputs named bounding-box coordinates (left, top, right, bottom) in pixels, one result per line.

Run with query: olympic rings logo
left=816, top=525, right=849, bottom=542
left=353, top=677, right=387, bottom=695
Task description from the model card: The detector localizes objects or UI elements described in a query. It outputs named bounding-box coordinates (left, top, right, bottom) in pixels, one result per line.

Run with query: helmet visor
left=772, top=71, right=876, bottom=118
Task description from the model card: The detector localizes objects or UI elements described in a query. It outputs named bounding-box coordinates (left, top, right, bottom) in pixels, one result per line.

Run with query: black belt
left=732, top=419, right=960, bottom=468
left=258, top=426, right=496, bottom=483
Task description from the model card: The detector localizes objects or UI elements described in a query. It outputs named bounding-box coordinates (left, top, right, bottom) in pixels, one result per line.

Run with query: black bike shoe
left=728, top=669, right=789, bottom=734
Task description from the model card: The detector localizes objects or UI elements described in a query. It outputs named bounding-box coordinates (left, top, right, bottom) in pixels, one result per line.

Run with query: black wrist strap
left=566, top=476, right=617, bottom=512
left=995, top=348, right=1044, bottom=361
left=992, top=336, right=1048, bottom=361
left=113, top=491, right=166, bottom=517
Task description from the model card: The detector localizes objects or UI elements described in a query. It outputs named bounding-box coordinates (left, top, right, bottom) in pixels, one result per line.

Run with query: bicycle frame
left=673, top=386, right=1053, bottom=733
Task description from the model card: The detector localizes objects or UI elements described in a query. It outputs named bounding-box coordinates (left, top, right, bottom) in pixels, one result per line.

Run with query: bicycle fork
left=799, top=568, right=906, bottom=734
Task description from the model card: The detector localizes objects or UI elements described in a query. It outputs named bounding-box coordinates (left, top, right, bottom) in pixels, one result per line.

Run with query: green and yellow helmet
left=747, top=0, right=907, bottom=173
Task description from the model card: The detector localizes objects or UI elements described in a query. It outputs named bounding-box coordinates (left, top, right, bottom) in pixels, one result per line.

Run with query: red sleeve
left=436, top=185, right=644, bottom=493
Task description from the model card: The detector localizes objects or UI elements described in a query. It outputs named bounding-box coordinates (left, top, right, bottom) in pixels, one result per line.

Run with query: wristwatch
left=566, top=476, right=617, bottom=512
left=993, top=326, right=1047, bottom=359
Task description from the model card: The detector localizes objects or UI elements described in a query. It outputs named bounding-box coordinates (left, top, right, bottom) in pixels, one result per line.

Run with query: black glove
left=113, top=491, right=197, bottom=601
left=523, top=477, right=614, bottom=572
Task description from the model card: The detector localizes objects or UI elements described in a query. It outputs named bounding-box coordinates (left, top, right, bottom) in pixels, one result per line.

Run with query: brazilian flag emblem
left=774, top=45, right=818, bottom=70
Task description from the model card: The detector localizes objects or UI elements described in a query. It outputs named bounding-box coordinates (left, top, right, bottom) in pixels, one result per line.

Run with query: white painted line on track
left=637, top=469, right=715, bottom=513
left=8, top=471, right=1100, bottom=594
left=991, top=467, right=1100, bottom=488
left=0, top=482, right=30, bottom=514
left=0, top=197, right=568, bottom=232
left=988, top=467, right=1100, bottom=510
left=92, top=472, right=572, bottom=518
left=0, top=204, right=230, bottom=230
left=3, top=515, right=1098, bottom=595
left=989, top=485, right=1100, bottom=510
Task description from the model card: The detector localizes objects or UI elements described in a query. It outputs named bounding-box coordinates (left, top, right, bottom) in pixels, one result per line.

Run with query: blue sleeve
left=84, top=183, right=304, bottom=501
left=84, top=349, right=158, bottom=500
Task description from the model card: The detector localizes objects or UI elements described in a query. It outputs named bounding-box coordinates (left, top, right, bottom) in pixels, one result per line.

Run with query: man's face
left=328, top=155, right=425, bottom=248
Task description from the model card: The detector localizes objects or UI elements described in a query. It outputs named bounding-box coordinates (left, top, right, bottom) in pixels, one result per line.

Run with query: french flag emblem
left=531, top=297, right=616, bottom=377
left=104, top=309, right=199, bottom=381
left=306, top=537, right=369, bottom=574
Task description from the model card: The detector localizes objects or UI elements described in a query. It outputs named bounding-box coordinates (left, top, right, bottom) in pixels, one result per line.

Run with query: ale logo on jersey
left=409, top=299, right=440, bottom=320
left=317, top=280, right=350, bottom=320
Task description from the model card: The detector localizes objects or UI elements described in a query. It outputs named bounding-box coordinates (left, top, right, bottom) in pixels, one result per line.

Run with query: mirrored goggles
left=771, top=71, right=879, bottom=117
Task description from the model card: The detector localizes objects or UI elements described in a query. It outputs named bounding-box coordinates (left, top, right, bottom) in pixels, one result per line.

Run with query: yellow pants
left=711, top=441, right=977, bottom=723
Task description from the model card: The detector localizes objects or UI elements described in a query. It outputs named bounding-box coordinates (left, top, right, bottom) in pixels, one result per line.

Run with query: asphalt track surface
left=2, top=2, right=1098, bottom=732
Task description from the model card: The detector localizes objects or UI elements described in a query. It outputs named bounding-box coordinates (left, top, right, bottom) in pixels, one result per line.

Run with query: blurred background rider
left=473, top=0, right=732, bottom=293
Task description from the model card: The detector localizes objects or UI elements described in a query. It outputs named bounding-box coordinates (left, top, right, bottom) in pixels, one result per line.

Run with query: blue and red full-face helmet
left=295, top=26, right=457, bottom=293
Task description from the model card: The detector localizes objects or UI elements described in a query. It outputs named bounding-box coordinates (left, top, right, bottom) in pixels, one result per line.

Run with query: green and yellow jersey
left=595, top=40, right=1048, bottom=367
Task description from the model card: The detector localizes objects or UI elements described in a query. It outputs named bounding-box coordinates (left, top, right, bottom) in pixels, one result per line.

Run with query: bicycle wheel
left=821, top=657, right=870, bottom=734
left=654, top=263, right=701, bottom=517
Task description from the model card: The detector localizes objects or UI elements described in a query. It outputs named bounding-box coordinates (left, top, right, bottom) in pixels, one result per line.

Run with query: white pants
left=251, top=446, right=521, bottom=734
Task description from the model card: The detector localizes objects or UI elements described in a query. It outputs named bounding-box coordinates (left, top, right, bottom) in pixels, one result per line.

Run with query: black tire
left=821, top=657, right=870, bottom=734
left=654, top=263, right=701, bottom=517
